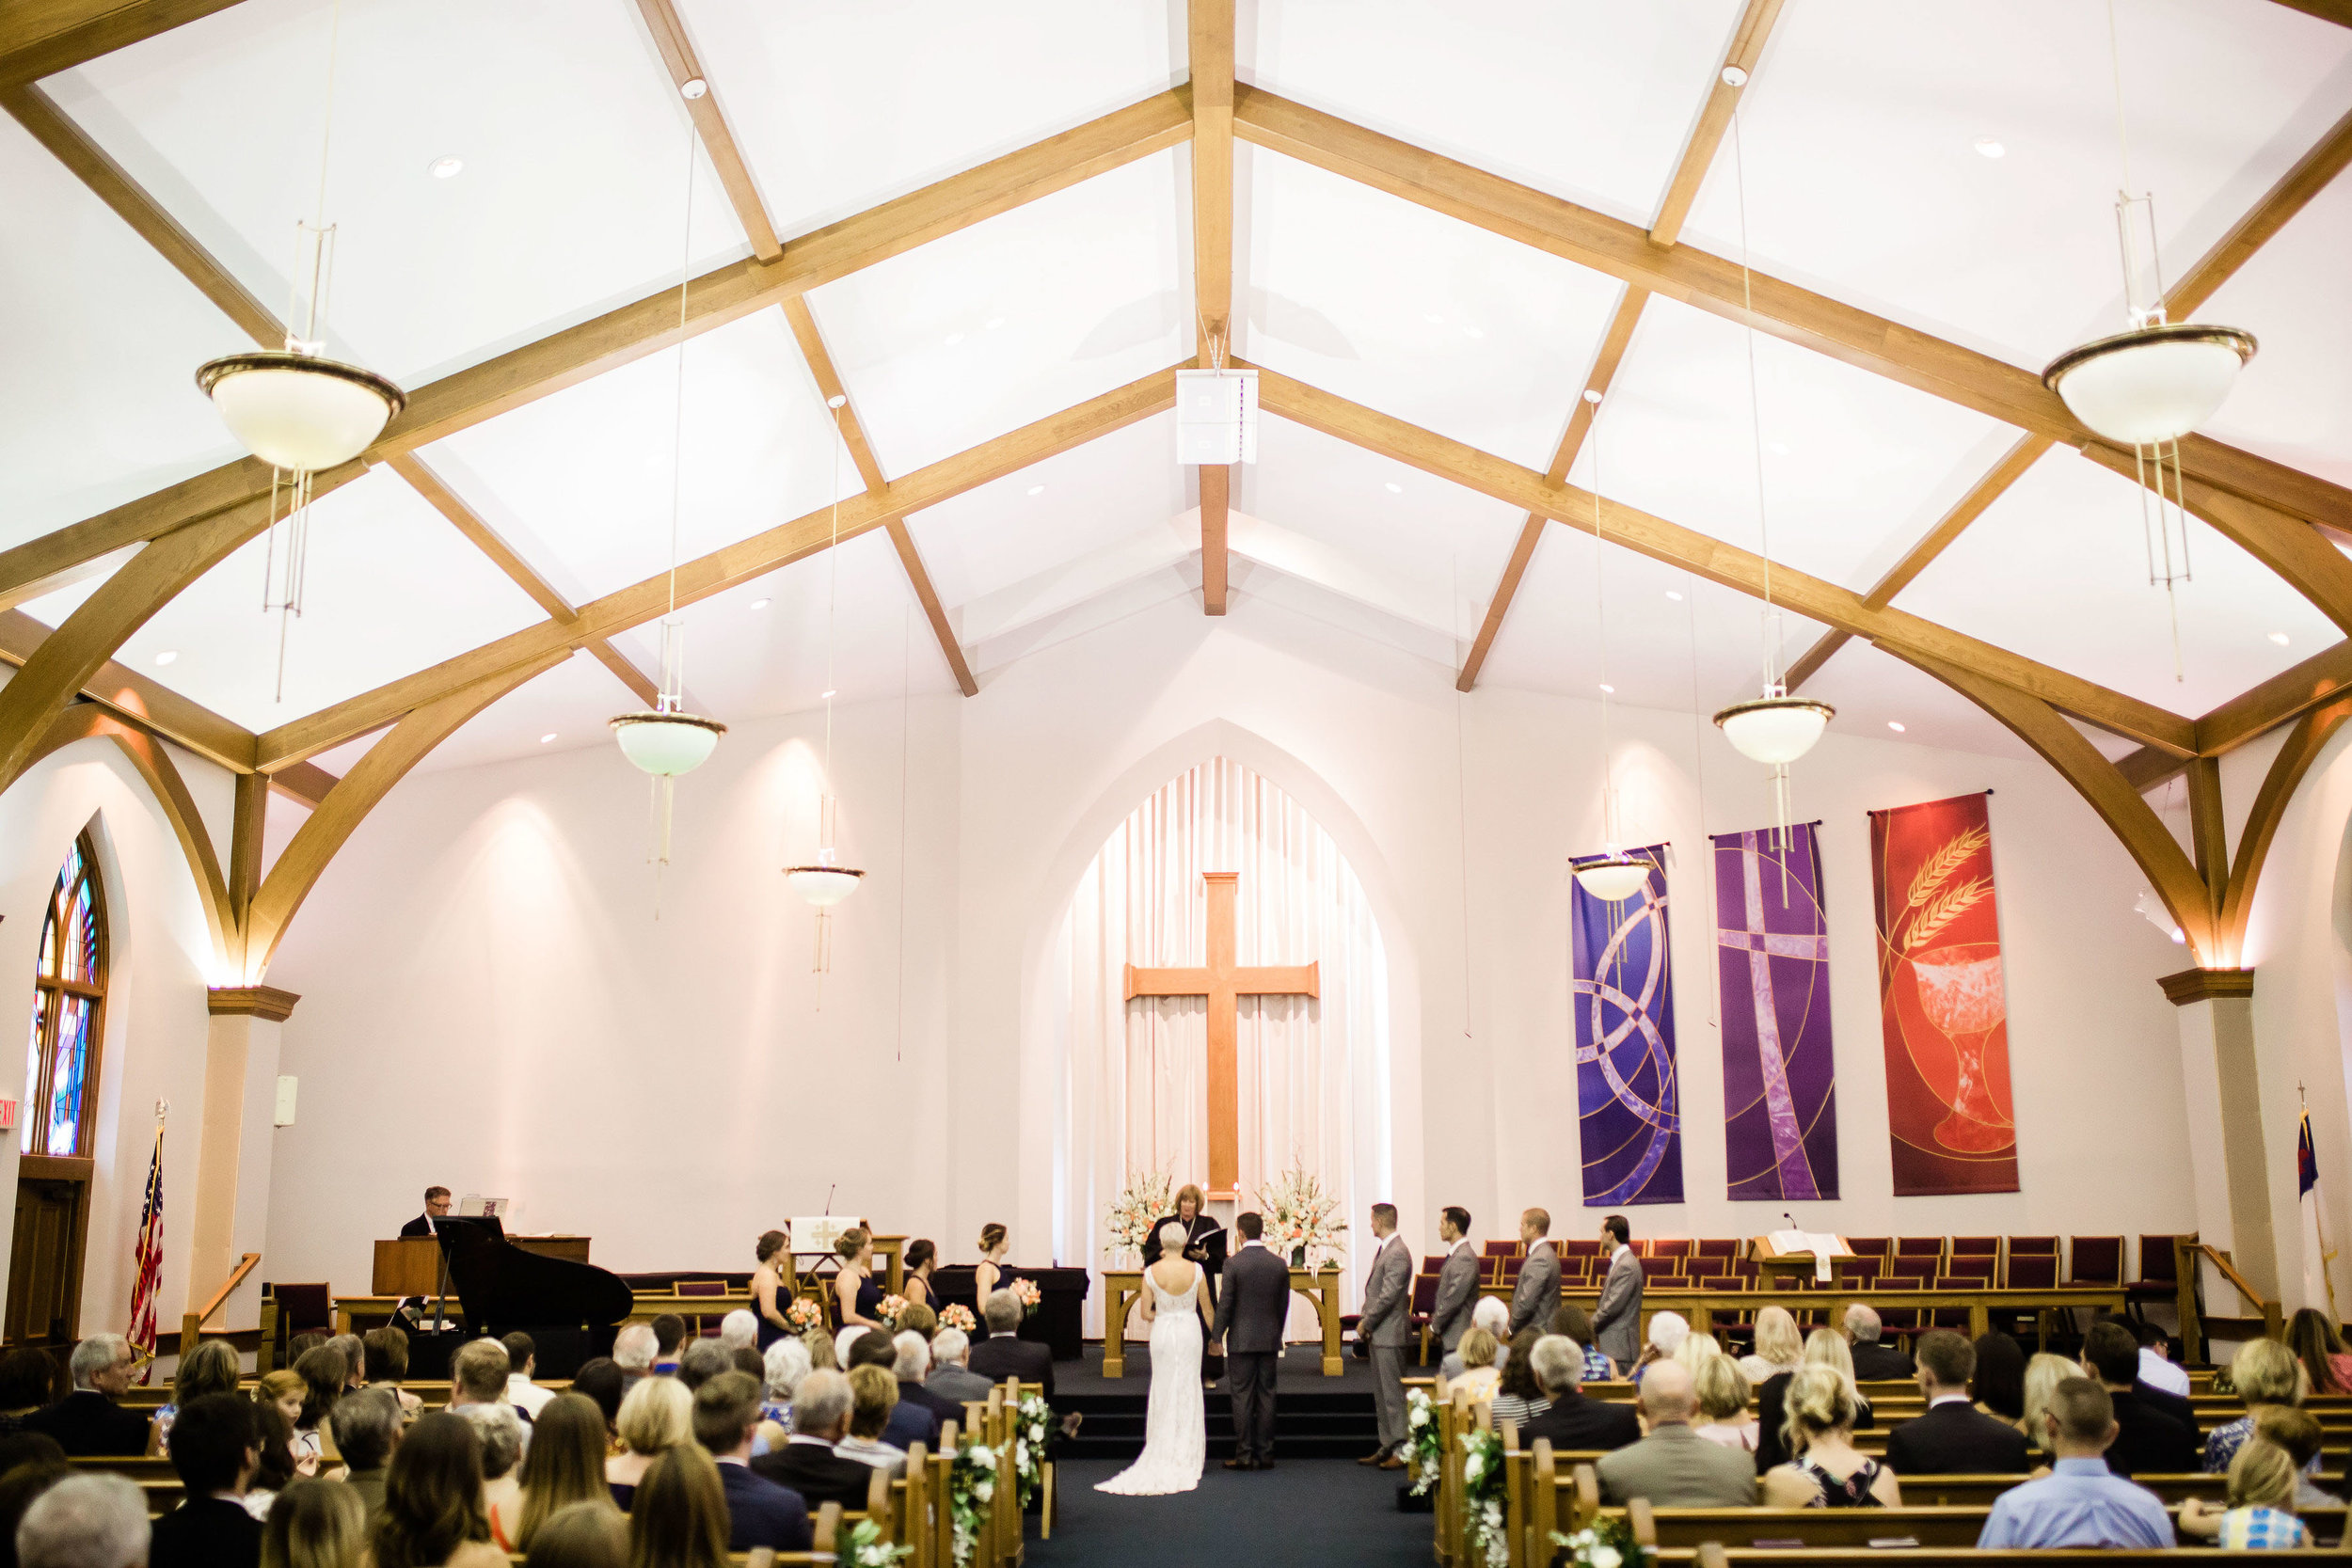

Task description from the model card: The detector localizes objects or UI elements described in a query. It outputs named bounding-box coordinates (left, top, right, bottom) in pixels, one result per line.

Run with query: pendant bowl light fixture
left=1573, top=853, right=1653, bottom=903
left=610, top=703, right=726, bottom=776
left=1713, top=689, right=1836, bottom=766
left=785, top=846, right=866, bottom=907
left=2042, top=324, right=2255, bottom=447
left=196, top=351, right=404, bottom=471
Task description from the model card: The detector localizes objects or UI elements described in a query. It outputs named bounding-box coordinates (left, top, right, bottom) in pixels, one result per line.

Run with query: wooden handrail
left=2196, top=1243, right=2282, bottom=1331
left=177, top=1252, right=259, bottom=1361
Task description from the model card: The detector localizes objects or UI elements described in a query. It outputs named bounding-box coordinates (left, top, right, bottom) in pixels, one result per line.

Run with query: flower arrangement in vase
left=1103, top=1168, right=1176, bottom=1264
left=1249, top=1164, right=1346, bottom=1267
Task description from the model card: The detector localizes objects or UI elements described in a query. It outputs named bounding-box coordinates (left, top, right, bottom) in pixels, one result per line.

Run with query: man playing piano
left=401, top=1187, right=453, bottom=1237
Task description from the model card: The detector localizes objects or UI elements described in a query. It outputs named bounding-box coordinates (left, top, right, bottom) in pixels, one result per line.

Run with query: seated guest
left=371, top=1412, right=505, bottom=1568
left=898, top=1303, right=938, bottom=1339
left=676, top=1338, right=733, bottom=1392
left=521, top=1501, right=627, bottom=1568
left=2252, top=1406, right=2341, bottom=1510
left=1489, top=1327, right=1550, bottom=1427
left=328, top=1334, right=369, bottom=1393
left=1520, top=1336, right=1640, bottom=1454
left=501, top=1333, right=557, bottom=1418
left=2288, top=1306, right=2352, bottom=1397
left=453, top=1403, right=524, bottom=1548
left=1844, top=1305, right=1913, bottom=1381
left=18, top=1473, right=149, bottom=1568
left=290, top=1346, right=347, bottom=1466
left=1636, top=1311, right=1689, bottom=1373
left=627, top=1445, right=735, bottom=1568
left=568, top=1358, right=627, bottom=1445
left=330, top=1386, right=402, bottom=1527
left=2080, top=1319, right=2197, bottom=1473
left=0, top=1452, right=72, bottom=1568
left=246, top=1402, right=301, bottom=1518
left=893, top=1332, right=961, bottom=1431
left=2204, top=1337, right=2304, bottom=1474
left=151, top=1338, right=239, bottom=1456
left=1549, top=1303, right=1618, bottom=1383
left=0, top=1347, right=55, bottom=1433
left=1596, top=1361, right=1756, bottom=1507
left=257, top=1371, right=310, bottom=1468
left=1450, top=1328, right=1503, bottom=1402
left=650, top=1315, right=688, bottom=1376
left=1739, top=1307, right=1804, bottom=1387
left=24, top=1336, right=148, bottom=1457
left=1755, top=1329, right=1873, bottom=1472
left=691, top=1371, right=811, bottom=1553
left=2135, top=1317, right=2192, bottom=1397
left=290, top=1333, right=328, bottom=1364
left=1762, top=1365, right=1901, bottom=1508
left=1442, top=1297, right=1511, bottom=1382
left=2024, top=1351, right=2097, bottom=1466
left=1978, top=1378, right=2173, bottom=1548
left=605, top=1375, right=691, bottom=1510
left=151, top=1391, right=262, bottom=1568
left=719, top=1310, right=760, bottom=1354
left=752, top=1370, right=876, bottom=1511
left=612, top=1323, right=658, bottom=1377
left=1884, top=1329, right=2030, bottom=1475
left=448, top=1340, right=521, bottom=1437
left=966, top=1291, right=1056, bottom=1402
left=1971, top=1330, right=2027, bottom=1429
left=836, top=1366, right=908, bottom=1479
left=364, top=1326, right=424, bottom=1416
left=927, top=1329, right=993, bottom=1406
left=2090, top=1318, right=2199, bottom=1432
left=262, top=1478, right=364, bottom=1568
left=1672, top=1329, right=1724, bottom=1375
left=757, top=1338, right=814, bottom=1449
left=846, top=1332, right=937, bottom=1450
left=513, top=1393, right=620, bottom=1551
left=1691, top=1355, right=1756, bottom=1453
left=2181, top=1436, right=2312, bottom=1548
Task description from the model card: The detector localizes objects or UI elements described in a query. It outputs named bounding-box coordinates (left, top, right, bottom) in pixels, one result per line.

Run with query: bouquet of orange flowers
left=1010, top=1278, right=1042, bottom=1317
left=786, top=1296, right=825, bottom=1332
left=877, top=1293, right=911, bottom=1327
left=939, top=1304, right=977, bottom=1333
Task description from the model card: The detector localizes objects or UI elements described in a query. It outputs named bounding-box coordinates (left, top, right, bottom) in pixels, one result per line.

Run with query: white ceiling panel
left=2198, top=173, right=2352, bottom=491
left=905, top=413, right=1188, bottom=610
left=1676, top=0, right=2352, bottom=369
left=673, top=0, right=1179, bottom=241
left=1238, top=413, right=1521, bottom=632
left=21, top=467, right=548, bottom=730
left=1237, top=144, right=1622, bottom=469
left=47, top=0, right=746, bottom=386
left=1796, top=638, right=2034, bottom=764
left=1244, top=0, right=1741, bottom=225
left=1892, top=446, right=2343, bottom=714
left=807, top=149, right=1188, bottom=478
left=0, top=113, right=246, bottom=551
left=408, top=650, right=649, bottom=775
left=1577, top=293, right=2021, bottom=593
left=424, top=307, right=853, bottom=605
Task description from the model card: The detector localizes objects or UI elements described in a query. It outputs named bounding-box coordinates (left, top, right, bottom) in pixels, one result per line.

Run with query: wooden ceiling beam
left=1647, top=0, right=1785, bottom=247
left=0, top=610, right=255, bottom=771
left=2217, top=693, right=2352, bottom=958
left=0, top=0, right=245, bottom=87
left=1188, top=0, right=1236, bottom=615
left=1232, top=86, right=2352, bottom=534
left=1458, top=285, right=1649, bottom=691
left=629, top=0, right=779, bottom=261
left=2264, top=1, right=2352, bottom=30
left=2197, top=640, right=2352, bottom=756
left=1243, top=359, right=2196, bottom=752
left=265, top=759, right=337, bottom=811
left=255, top=363, right=1186, bottom=768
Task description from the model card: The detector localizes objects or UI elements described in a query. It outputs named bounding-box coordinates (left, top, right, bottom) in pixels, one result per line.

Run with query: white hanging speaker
left=1175, top=368, right=1259, bottom=466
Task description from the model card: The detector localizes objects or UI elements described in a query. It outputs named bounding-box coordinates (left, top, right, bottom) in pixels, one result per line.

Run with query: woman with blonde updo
left=1452, top=1327, right=1503, bottom=1402
left=1756, top=1326, right=1873, bottom=1469
left=832, top=1227, right=884, bottom=1334
left=1762, top=1365, right=1901, bottom=1509
left=2020, top=1351, right=2079, bottom=1457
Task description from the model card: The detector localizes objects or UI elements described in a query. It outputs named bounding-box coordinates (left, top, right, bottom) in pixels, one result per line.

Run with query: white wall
left=261, top=595, right=2201, bottom=1290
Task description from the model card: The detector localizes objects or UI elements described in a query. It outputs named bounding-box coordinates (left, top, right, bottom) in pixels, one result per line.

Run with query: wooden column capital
left=207, top=985, right=300, bottom=1022
left=2158, top=967, right=2255, bottom=1006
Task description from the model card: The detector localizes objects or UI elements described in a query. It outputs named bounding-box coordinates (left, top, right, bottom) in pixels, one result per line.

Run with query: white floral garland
left=945, top=1436, right=1001, bottom=1568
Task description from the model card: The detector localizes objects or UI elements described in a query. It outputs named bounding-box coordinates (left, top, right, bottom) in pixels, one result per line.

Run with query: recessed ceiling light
left=825, top=394, right=846, bottom=409
left=1424, top=313, right=1445, bottom=325
left=984, top=317, right=1005, bottom=330
left=428, top=155, right=464, bottom=180
left=1583, top=388, right=1603, bottom=405
left=1462, top=325, right=1485, bottom=340
left=943, top=331, right=966, bottom=347
left=2268, top=631, right=2291, bottom=645
left=1972, top=136, right=2006, bottom=160
left=680, top=77, right=707, bottom=100
left=153, top=650, right=179, bottom=666
left=1384, top=482, right=1402, bottom=494
left=1027, top=484, right=1046, bottom=497
left=1767, top=440, right=1790, bottom=455
left=539, top=733, right=557, bottom=744
left=1887, top=721, right=1907, bottom=733
left=750, top=597, right=771, bottom=610
left=1597, top=683, right=1615, bottom=694
left=1664, top=590, right=1683, bottom=602
left=1721, top=64, right=1749, bottom=87
left=821, top=689, right=837, bottom=701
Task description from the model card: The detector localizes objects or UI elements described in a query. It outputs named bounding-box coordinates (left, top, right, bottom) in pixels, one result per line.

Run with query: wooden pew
left=500, top=1502, right=841, bottom=1563
left=1674, top=1551, right=2351, bottom=1568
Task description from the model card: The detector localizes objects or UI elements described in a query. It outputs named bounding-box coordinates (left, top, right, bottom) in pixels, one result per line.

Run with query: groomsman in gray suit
left=1215, top=1212, right=1291, bottom=1470
left=1356, top=1204, right=1412, bottom=1469
left=1428, top=1207, right=1479, bottom=1357
left=1508, top=1208, right=1562, bottom=1335
left=1590, top=1212, right=1644, bottom=1368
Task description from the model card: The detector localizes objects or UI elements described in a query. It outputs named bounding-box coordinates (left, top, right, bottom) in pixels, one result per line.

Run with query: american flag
left=126, top=1124, right=162, bottom=1385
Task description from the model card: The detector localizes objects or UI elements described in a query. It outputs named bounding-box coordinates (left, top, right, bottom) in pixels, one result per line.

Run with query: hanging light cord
left=664, top=124, right=696, bottom=644
left=824, top=416, right=844, bottom=827
left=1729, top=105, right=1779, bottom=689
left=2106, top=0, right=2137, bottom=204
left=1590, top=406, right=1615, bottom=847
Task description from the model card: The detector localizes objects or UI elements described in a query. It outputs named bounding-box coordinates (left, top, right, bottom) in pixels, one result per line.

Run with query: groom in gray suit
left=1356, top=1203, right=1412, bottom=1469
left=1215, top=1211, right=1290, bottom=1470
left=1590, top=1212, right=1644, bottom=1368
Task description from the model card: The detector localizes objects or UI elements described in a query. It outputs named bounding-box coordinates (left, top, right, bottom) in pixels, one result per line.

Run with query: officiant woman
left=1141, top=1184, right=1227, bottom=1298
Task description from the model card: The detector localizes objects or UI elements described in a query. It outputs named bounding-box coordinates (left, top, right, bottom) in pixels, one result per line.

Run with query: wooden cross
left=1123, top=871, right=1319, bottom=1197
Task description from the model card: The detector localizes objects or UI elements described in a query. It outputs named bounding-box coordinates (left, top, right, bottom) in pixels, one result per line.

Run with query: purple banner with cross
left=1570, top=844, right=1682, bottom=1207
left=1712, top=823, right=1840, bottom=1201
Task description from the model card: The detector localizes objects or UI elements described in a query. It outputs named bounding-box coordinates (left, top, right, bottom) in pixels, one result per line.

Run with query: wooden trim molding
left=1647, top=0, right=1784, bottom=247
left=629, top=0, right=779, bottom=260
left=0, top=0, right=247, bottom=88
left=2159, top=968, right=2257, bottom=1006
left=206, top=987, right=299, bottom=1022
left=2216, top=693, right=2352, bottom=959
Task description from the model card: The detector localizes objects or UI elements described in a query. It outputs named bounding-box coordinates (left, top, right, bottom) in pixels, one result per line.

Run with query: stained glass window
left=23, top=834, right=104, bottom=1158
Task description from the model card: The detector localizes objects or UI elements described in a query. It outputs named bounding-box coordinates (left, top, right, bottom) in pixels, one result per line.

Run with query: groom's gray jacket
left=1358, top=1234, right=1412, bottom=1349
left=1216, top=1243, right=1292, bottom=1354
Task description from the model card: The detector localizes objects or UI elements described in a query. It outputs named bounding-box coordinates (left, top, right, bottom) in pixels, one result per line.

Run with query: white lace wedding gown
left=1095, top=1261, right=1207, bottom=1495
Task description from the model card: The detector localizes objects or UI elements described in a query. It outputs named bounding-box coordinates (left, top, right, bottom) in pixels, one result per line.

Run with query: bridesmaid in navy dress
left=833, top=1227, right=887, bottom=1334
left=752, top=1228, right=797, bottom=1351
left=972, top=1223, right=1013, bottom=1343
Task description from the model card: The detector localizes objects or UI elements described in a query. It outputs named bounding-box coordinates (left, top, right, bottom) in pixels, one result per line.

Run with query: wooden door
left=6, top=1169, right=89, bottom=1348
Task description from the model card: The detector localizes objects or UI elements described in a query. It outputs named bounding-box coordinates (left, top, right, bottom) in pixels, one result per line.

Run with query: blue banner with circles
left=1570, top=844, right=1683, bottom=1206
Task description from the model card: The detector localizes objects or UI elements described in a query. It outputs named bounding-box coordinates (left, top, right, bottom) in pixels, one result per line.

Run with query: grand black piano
left=422, top=1216, right=635, bottom=1377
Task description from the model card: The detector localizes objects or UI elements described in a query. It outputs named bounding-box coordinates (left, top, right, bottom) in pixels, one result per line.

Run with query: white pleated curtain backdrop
left=1053, top=757, right=1391, bottom=1338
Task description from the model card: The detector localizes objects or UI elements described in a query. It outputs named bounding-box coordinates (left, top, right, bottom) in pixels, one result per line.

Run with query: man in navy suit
left=967, top=1291, right=1057, bottom=1402
left=24, top=1335, right=151, bottom=1457
left=1884, top=1331, right=2030, bottom=1475
left=398, top=1185, right=453, bottom=1236
left=695, top=1372, right=814, bottom=1552
left=1215, top=1211, right=1293, bottom=1471
left=150, top=1392, right=262, bottom=1568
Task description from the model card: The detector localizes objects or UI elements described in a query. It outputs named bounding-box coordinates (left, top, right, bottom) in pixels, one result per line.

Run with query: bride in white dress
left=1096, top=1221, right=1210, bottom=1495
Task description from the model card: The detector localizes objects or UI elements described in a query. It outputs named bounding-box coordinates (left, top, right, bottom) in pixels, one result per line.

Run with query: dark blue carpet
left=1030, top=1458, right=1433, bottom=1566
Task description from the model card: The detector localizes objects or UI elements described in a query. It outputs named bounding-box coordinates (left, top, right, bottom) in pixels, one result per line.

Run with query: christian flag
left=126, top=1124, right=162, bottom=1384
left=2301, top=1109, right=2339, bottom=1319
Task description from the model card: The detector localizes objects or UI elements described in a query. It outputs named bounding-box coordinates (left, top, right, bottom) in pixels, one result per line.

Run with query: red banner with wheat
left=1869, top=792, right=2018, bottom=1196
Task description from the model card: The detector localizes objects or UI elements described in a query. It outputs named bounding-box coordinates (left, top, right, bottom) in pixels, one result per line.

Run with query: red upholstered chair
left=1561, top=1239, right=1602, bottom=1259
left=1846, top=1237, right=1892, bottom=1258
left=2008, top=1235, right=2058, bottom=1258
left=1683, top=1256, right=1728, bottom=1280
left=1896, top=1237, right=1947, bottom=1264
left=1833, top=1256, right=1884, bottom=1287
left=2129, top=1236, right=2184, bottom=1301
left=274, top=1282, right=332, bottom=1335
left=2003, top=1252, right=2058, bottom=1289
left=1410, top=1271, right=1442, bottom=1360
left=676, top=1280, right=728, bottom=1296
left=1873, top=1276, right=1925, bottom=1341
left=1639, top=1256, right=1680, bottom=1283
left=1945, top=1254, right=1996, bottom=1282
left=1652, top=1238, right=1693, bottom=1259
left=1886, top=1256, right=1939, bottom=1282
left=1732, top=1257, right=1762, bottom=1282
left=1951, top=1236, right=1999, bottom=1260
left=1498, top=1255, right=1526, bottom=1290
left=1695, top=1237, right=1740, bottom=1259
left=2068, top=1236, right=2125, bottom=1287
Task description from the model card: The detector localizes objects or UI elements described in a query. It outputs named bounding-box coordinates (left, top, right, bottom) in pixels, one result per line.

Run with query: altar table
left=1101, top=1264, right=1343, bottom=1377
